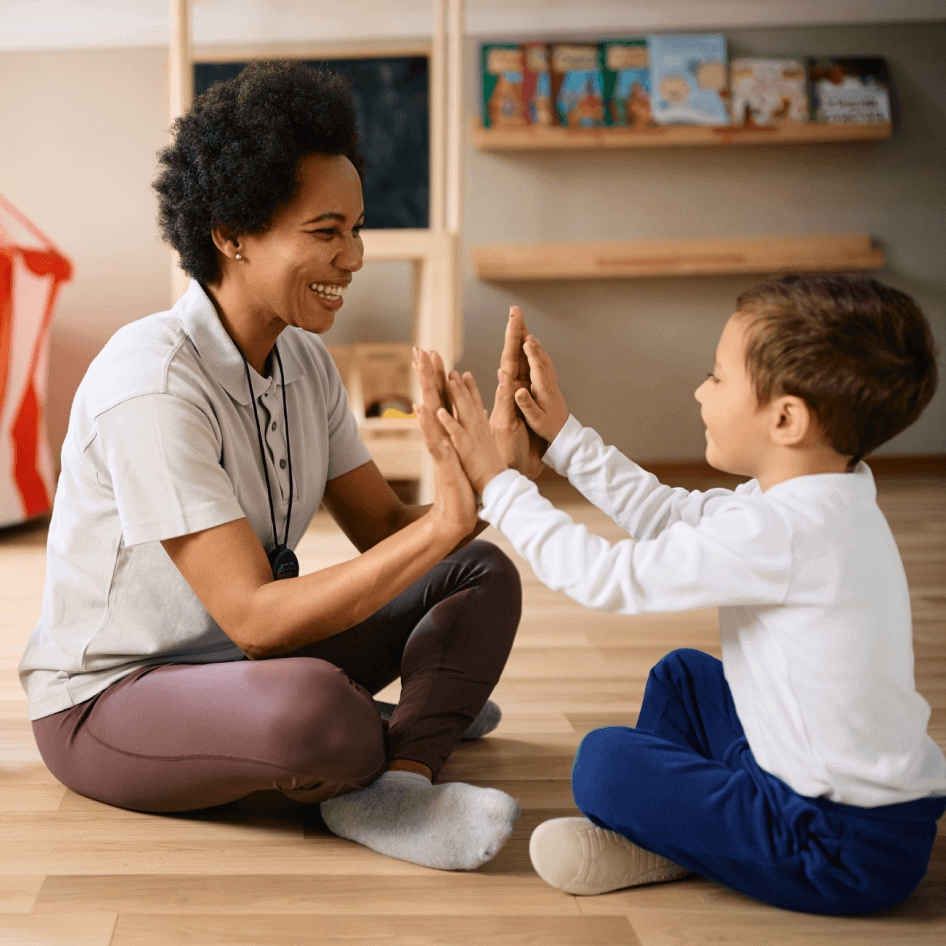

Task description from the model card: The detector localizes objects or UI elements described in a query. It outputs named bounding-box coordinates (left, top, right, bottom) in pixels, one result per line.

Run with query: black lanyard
left=242, top=345, right=299, bottom=580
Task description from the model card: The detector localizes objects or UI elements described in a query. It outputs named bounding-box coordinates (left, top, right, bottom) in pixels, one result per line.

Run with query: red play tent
left=0, top=193, right=72, bottom=527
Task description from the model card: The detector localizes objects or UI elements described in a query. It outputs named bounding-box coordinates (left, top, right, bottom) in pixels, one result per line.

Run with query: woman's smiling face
left=234, top=152, right=365, bottom=336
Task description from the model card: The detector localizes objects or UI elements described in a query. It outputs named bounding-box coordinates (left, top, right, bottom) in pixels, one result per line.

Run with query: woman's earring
left=235, top=252, right=242, bottom=260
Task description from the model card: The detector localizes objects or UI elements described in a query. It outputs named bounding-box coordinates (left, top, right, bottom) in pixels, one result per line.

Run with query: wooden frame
left=168, top=0, right=465, bottom=499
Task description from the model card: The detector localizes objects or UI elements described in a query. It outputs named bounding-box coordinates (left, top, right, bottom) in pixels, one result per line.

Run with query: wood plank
left=471, top=117, right=894, bottom=150
left=109, top=913, right=638, bottom=946
left=472, top=234, right=884, bottom=282
left=1, top=834, right=459, bottom=878
left=0, top=875, right=44, bottom=912
left=0, top=912, right=116, bottom=946
left=33, top=873, right=582, bottom=916
left=0, top=783, right=65, bottom=812
left=626, top=909, right=946, bottom=946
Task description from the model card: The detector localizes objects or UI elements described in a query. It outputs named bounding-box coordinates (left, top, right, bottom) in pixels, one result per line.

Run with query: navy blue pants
left=572, top=648, right=945, bottom=915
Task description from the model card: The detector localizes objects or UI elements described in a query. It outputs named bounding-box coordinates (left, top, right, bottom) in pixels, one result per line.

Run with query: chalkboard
left=194, top=57, right=429, bottom=230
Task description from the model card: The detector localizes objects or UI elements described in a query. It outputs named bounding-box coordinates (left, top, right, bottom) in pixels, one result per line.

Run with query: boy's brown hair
left=735, top=274, right=938, bottom=468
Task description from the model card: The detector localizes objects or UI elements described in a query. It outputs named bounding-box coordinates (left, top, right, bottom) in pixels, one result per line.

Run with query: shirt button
left=271, top=421, right=277, bottom=431
left=279, top=459, right=287, bottom=469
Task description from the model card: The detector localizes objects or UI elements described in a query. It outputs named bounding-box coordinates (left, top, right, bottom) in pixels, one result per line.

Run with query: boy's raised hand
left=436, top=371, right=508, bottom=497
left=514, top=335, right=569, bottom=443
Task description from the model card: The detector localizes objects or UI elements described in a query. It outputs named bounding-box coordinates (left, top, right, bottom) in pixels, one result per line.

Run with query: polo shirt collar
left=177, top=279, right=304, bottom=405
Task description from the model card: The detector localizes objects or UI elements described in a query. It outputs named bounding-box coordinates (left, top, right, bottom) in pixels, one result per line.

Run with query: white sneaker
left=529, top=816, right=690, bottom=896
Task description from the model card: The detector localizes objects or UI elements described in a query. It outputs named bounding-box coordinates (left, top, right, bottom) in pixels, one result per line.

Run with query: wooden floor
left=1, top=473, right=944, bottom=946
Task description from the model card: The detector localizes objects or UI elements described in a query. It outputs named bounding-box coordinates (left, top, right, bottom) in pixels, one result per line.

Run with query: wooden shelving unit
left=473, top=234, right=884, bottom=282
left=326, top=342, right=422, bottom=481
left=471, top=118, right=894, bottom=151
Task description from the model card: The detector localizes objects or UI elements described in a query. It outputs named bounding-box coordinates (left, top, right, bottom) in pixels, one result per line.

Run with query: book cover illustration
left=481, top=44, right=526, bottom=127
left=808, top=57, right=891, bottom=124
left=730, top=58, right=808, bottom=126
left=550, top=44, right=606, bottom=128
left=601, top=39, right=652, bottom=128
left=522, top=44, right=555, bottom=126
left=648, top=33, right=730, bottom=125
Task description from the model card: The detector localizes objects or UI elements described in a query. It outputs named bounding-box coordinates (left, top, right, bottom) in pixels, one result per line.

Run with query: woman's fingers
left=415, top=401, right=446, bottom=453
left=428, top=350, right=452, bottom=412
left=412, top=350, right=439, bottom=407
left=446, top=371, right=479, bottom=426
left=460, top=372, right=487, bottom=416
left=436, top=405, right=464, bottom=439
left=494, top=310, right=526, bottom=424
left=512, top=308, right=532, bottom=386
left=413, top=348, right=450, bottom=413
left=499, top=308, right=524, bottom=388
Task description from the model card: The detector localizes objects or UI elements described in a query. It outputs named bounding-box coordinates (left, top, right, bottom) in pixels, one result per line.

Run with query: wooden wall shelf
left=472, top=234, right=884, bottom=282
left=471, top=119, right=893, bottom=151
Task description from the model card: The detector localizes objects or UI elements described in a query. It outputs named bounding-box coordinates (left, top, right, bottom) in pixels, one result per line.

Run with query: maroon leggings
left=31, top=540, right=521, bottom=813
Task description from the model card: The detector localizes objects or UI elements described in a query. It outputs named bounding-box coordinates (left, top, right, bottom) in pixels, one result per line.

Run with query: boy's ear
left=769, top=395, right=814, bottom=448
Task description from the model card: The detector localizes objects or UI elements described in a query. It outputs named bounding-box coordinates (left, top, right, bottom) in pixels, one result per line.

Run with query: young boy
left=427, top=274, right=945, bottom=914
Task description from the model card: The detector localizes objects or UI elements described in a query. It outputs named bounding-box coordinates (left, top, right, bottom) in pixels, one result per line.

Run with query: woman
left=19, top=61, right=538, bottom=872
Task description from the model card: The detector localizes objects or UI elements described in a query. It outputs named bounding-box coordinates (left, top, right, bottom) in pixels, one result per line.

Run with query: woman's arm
left=320, top=457, right=489, bottom=556
left=161, top=402, right=478, bottom=659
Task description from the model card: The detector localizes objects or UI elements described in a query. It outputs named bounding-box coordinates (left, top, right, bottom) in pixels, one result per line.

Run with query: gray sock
left=374, top=699, right=502, bottom=740
left=320, top=770, right=520, bottom=871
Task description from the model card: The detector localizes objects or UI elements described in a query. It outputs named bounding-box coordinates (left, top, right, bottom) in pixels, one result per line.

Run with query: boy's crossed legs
left=534, top=648, right=944, bottom=914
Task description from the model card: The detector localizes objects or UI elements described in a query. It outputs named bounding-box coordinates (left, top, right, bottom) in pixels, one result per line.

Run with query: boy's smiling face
left=694, top=313, right=777, bottom=480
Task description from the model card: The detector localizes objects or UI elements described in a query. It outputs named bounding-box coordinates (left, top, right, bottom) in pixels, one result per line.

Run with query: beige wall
left=1, top=21, right=944, bottom=472
left=0, top=48, right=171, bottom=466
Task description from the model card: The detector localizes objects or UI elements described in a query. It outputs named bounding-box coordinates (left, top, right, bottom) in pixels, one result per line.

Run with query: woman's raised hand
left=436, top=371, right=508, bottom=497
left=490, top=307, right=547, bottom=480
left=412, top=346, right=451, bottom=416
left=413, top=348, right=479, bottom=536
left=513, top=335, right=569, bottom=444
left=414, top=397, right=479, bottom=539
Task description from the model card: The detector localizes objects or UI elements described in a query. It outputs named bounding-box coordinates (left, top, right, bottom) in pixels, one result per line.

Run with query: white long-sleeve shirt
left=480, top=415, right=946, bottom=808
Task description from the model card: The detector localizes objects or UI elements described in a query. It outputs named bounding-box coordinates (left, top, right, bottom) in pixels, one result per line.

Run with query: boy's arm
left=435, top=368, right=791, bottom=615
left=515, top=335, right=736, bottom=541
left=480, top=468, right=791, bottom=615
left=545, top=417, right=737, bottom=541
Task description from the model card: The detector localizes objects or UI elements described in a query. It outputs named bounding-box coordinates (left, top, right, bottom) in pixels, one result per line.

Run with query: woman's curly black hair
left=153, top=60, right=365, bottom=285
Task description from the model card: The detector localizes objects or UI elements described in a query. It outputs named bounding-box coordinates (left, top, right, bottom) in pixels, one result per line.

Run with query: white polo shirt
left=19, top=280, right=371, bottom=720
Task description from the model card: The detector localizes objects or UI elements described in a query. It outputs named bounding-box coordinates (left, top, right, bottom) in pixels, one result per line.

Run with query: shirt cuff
left=542, top=414, right=584, bottom=476
left=479, top=468, right=529, bottom=524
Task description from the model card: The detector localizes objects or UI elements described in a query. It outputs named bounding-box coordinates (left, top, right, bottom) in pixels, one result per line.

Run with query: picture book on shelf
left=808, top=57, right=891, bottom=124
left=481, top=44, right=526, bottom=127
left=730, top=58, right=808, bottom=126
left=600, top=38, right=652, bottom=128
left=550, top=43, right=606, bottom=128
left=648, top=33, right=730, bottom=125
left=522, top=43, right=555, bottom=126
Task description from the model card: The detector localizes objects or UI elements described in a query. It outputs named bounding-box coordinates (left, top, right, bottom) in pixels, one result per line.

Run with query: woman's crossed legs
left=33, top=540, right=522, bottom=867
